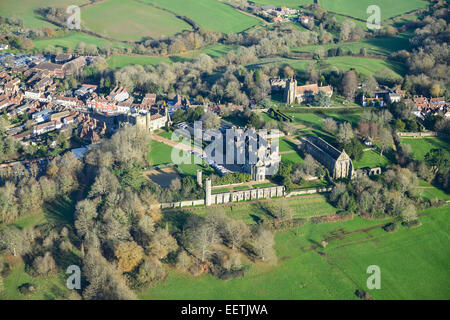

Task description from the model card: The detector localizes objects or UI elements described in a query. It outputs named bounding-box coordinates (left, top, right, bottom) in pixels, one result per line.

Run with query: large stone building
left=302, top=136, right=353, bottom=179
left=284, top=79, right=333, bottom=104
left=123, top=107, right=170, bottom=132
left=229, top=129, right=281, bottom=181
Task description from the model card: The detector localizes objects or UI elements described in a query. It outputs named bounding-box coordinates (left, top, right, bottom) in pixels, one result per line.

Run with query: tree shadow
left=44, top=197, right=76, bottom=227
left=161, top=210, right=193, bottom=231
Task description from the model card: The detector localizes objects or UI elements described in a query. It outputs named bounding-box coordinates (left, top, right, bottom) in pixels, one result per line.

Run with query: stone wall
left=151, top=185, right=332, bottom=209
left=397, top=131, right=437, bottom=137
left=286, top=187, right=333, bottom=197
left=208, top=186, right=285, bottom=205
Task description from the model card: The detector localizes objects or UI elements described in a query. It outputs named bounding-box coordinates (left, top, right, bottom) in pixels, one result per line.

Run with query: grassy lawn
left=401, top=138, right=450, bottom=161
left=325, top=56, right=405, bottom=78
left=33, top=32, right=131, bottom=51
left=148, top=140, right=174, bottom=165
left=249, top=0, right=313, bottom=8
left=82, top=0, right=191, bottom=41
left=292, top=33, right=413, bottom=57
left=416, top=180, right=450, bottom=201
left=353, top=149, right=390, bottom=169
left=1, top=263, right=72, bottom=300
left=278, top=138, right=298, bottom=153
left=0, top=197, right=79, bottom=300
left=320, top=0, right=429, bottom=21
left=250, top=56, right=404, bottom=78
left=0, top=0, right=89, bottom=28
left=144, top=0, right=261, bottom=34
left=185, top=195, right=339, bottom=224
left=212, top=188, right=230, bottom=194
left=253, top=182, right=276, bottom=188
left=282, top=151, right=305, bottom=165
left=140, top=205, right=449, bottom=299
left=234, top=185, right=251, bottom=191
left=201, top=44, right=238, bottom=58
left=107, top=55, right=174, bottom=69
left=148, top=140, right=214, bottom=177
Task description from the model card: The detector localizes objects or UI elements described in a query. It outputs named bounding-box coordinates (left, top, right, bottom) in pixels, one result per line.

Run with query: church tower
left=145, top=112, right=151, bottom=131
left=284, top=78, right=297, bottom=104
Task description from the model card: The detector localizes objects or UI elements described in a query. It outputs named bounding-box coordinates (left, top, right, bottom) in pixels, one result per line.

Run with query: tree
left=340, top=20, right=355, bottom=42
left=89, top=167, right=119, bottom=198
left=401, top=204, right=417, bottom=222
left=273, top=200, right=294, bottom=222
left=252, top=228, right=276, bottom=264
left=184, top=216, right=221, bottom=262
left=176, top=250, right=193, bottom=271
left=282, top=65, right=295, bottom=78
left=430, top=83, right=443, bottom=97
left=135, top=257, right=166, bottom=288
left=425, top=149, right=449, bottom=172
left=147, top=227, right=178, bottom=260
left=314, top=90, right=332, bottom=107
left=364, top=76, right=378, bottom=96
left=342, top=69, right=358, bottom=101
left=222, top=219, right=250, bottom=250
left=378, top=128, right=392, bottom=157
left=0, top=182, right=18, bottom=224
left=337, top=122, right=354, bottom=145
left=21, top=38, right=34, bottom=50
left=82, top=250, right=137, bottom=300
left=33, top=252, right=56, bottom=276
left=114, top=241, right=145, bottom=273
left=322, top=118, right=338, bottom=133
left=201, top=112, right=221, bottom=130
left=169, top=178, right=181, bottom=192
left=0, top=227, right=35, bottom=257
left=74, top=199, right=98, bottom=239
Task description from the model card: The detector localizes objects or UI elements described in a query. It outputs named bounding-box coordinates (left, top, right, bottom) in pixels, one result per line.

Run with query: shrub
left=175, top=250, right=192, bottom=272
left=355, top=289, right=373, bottom=300
left=18, top=283, right=37, bottom=296
left=382, top=222, right=398, bottom=233
left=402, top=220, right=422, bottom=229
left=134, top=257, right=166, bottom=289
left=32, top=252, right=57, bottom=276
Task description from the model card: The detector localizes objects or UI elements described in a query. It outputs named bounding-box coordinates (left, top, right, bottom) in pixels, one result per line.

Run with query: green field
left=144, top=0, right=261, bottom=34
left=33, top=32, right=131, bottom=51
left=293, top=33, right=413, bottom=57
left=0, top=198, right=79, bottom=300
left=249, top=0, right=313, bottom=7
left=353, top=149, right=390, bottom=169
left=148, top=140, right=212, bottom=177
left=325, top=56, right=405, bottom=77
left=81, top=0, right=191, bottom=41
left=0, top=0, right=89, bottom=28
left=140, top=205, right=450, bottom=299
left=107, top=55, right=173, bottom=69
left=417, top=180, right=450, bottom=202
left=320, top=0, right=429, bottom=21
left=281, top=151, right=305, bottom=165
left=186, top=195, right=339, bottom=224
left=250, top=56, right=404, bottom=78
left=401, top=138, right=450, bottom=161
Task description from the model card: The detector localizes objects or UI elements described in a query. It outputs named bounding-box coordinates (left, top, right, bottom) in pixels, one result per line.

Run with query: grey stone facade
left=302, top=136, right=353, bottom=179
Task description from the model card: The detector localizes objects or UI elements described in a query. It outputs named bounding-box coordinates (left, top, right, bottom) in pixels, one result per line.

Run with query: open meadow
left=320, top=0, right=429, bottom=21
left=249, top=0, right=313, bottom=8
left=33, top=32, right=131, bottom=51
left=140, top=205, right=450, bottom=299
left=0, top=0, right=89, bottom=28
left=292, top=33, right=413, bottom=57
left=401, top=137, right=450, bottom=161
left=81, top=0, right=191, bottom=41
left=143, top=0, right=262, bottom=34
